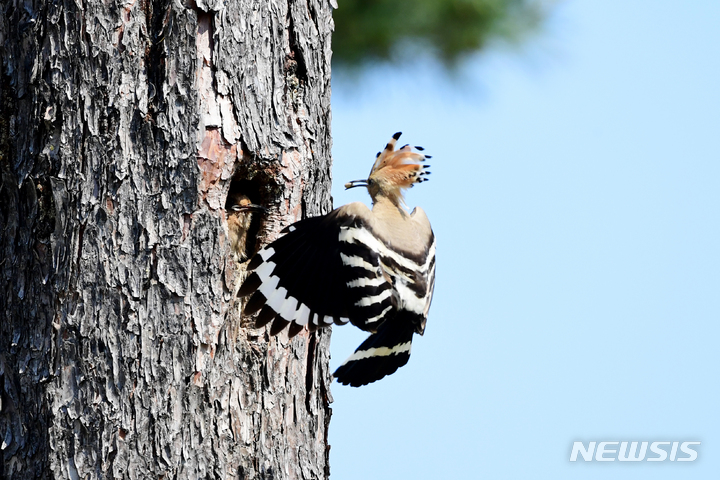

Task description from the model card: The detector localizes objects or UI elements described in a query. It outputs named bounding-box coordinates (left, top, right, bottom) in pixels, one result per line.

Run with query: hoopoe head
left=228, top=193, right=266, bottom=227
left=345, top=132, right=431, bottom=205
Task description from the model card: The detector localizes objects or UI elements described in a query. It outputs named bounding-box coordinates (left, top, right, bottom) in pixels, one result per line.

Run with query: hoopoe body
left=239, top=133, right=435, bottom=387
left=227, top=193, right=266, bottom=260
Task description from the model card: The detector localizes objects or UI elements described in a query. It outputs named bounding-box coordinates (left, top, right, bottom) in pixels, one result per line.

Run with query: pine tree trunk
left=0, top=0, right=334, bottom=478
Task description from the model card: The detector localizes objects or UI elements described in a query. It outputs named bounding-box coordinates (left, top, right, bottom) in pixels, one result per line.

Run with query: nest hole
left=227, top=154, right=291, bottom=257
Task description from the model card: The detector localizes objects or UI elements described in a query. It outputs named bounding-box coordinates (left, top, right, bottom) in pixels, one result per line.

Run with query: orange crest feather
left=369, top=132, right=431, bottom=190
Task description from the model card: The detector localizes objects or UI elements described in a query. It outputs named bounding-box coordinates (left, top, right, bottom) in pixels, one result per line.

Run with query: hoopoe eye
left=367, top=178, right=376, bottom=186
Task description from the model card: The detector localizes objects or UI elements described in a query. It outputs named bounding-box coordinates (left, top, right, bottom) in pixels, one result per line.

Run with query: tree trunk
left=0, top=0, right=334, bottom=478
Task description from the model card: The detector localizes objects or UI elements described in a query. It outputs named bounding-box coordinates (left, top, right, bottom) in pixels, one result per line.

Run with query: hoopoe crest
left=239, top=132, right=435, bottom=387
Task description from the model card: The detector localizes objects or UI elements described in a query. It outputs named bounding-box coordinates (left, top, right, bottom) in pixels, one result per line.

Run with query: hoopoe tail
left=333, top=312, right=418, bottom=387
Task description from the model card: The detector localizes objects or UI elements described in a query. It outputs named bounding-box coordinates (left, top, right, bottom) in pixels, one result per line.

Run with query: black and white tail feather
left=239, top=132, right=435, bottom=387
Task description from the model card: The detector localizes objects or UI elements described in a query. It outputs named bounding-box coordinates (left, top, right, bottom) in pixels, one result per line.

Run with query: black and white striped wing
left=343, top=226, right=436, bottom=335
left=390, top=235, right=436, bottom=333
left=332, top=232, right=436, bottom=386
left=239, top=209, right=395, bottom=337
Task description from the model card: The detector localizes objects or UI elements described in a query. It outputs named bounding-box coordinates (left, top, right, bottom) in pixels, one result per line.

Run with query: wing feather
left=239, top=207, right=394, bottom=335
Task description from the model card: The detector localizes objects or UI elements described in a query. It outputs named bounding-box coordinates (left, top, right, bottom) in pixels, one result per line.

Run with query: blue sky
left=326, top=1, right=719, bottom=479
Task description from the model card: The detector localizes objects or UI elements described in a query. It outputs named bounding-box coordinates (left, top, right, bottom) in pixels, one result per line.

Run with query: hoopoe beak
left=231, top=203, right=268, bottom=214
left=344, top=179, right=369, bottom=190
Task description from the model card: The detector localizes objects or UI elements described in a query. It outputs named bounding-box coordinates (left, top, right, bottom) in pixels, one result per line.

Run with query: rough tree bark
left=0, top=0, right=335, bottom=478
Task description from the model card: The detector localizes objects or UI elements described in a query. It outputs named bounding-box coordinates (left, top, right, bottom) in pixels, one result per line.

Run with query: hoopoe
left=238, top=132, right=435, bottom=387
left=227, top=193, right=267, bottom=261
